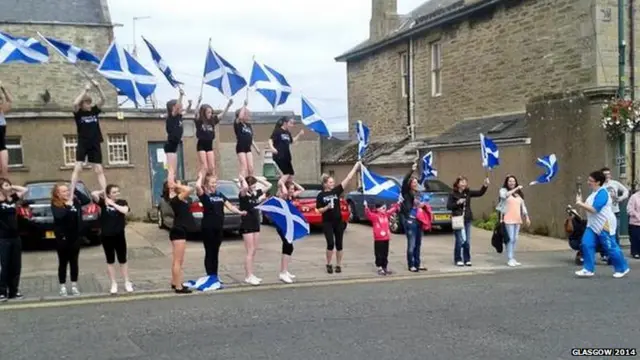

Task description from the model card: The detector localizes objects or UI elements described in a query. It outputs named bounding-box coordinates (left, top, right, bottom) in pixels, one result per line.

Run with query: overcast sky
left=108, top=0, right=425, bottom=132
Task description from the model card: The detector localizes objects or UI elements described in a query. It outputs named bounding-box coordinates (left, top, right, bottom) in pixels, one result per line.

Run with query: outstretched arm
left=73, top=83, right=91, bottom=112
left=10, top=185, right=28, bottom=198
left=175, top=183, right=193, bottom=201
left=341, top=161, right=361, bottom=189
left=171, top=88, right=185, bottom=117
left=0, top=82, right=13, bottom=112
left=402, top=163, right=417, bottom=194
left=90, top=190, right=103, bottom=203
left=92, top=80, right=105, bottom=108
left=105, top=198, right=129, bottom=215
left=195, top=172, right=205, bottom=196
left=220, top=98, right=233, bottom=118
left=293, top=129, right=304, bottom=142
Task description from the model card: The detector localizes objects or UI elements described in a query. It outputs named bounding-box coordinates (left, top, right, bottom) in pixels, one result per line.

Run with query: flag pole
left=37, top=32, right=94, bottom=83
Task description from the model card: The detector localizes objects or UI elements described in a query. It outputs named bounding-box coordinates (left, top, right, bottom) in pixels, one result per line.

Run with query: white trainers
left=124, top=281, right=134, bottom=293
left=70, top=284, right=80, bottom=296
left=613, top=268, right=630, bottom=278
left=279, top=272, right=294, bottom=284
left=455, top=261, right=464, bottom=267
left=513, top=260, right=521, bottom=266
left=244, top=275, right=261, bottom=286
left=575, top=269, right=595, bottom=277
left=110, top=282, right=118, bottom=294
left=507, top=260, right=517, bottom=267
left=286, top=271, right=296, bottom=279
left=59, top=285, right=68, bottom=297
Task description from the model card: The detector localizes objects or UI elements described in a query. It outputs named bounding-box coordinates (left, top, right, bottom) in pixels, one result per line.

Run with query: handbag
left=451, top=198, right=465, bottom=230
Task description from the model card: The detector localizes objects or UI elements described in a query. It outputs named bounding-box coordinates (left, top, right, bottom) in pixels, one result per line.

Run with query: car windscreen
left=25, top=183, right=89, bottom=200
left=423, top=180, right=452, bottom=193
left=188, top=182, right=240, bottom=200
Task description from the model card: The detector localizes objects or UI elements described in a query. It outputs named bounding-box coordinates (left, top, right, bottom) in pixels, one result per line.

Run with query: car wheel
left=348, top=201, right=358, bottom=223
left=389, top=213, right=403, bottom=234
left=157, top=208, right=164, bottom=229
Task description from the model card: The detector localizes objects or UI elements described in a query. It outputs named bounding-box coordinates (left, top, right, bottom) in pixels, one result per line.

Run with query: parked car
left=157, top=180, right=244, bottom=233
left=17, top=180, right=101, bottom=246
left=262, top=184, right=350, bottom=228
left=346, top=177, right=453, bottom=234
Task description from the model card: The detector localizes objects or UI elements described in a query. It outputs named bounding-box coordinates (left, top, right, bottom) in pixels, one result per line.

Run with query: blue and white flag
left=356, top=121, right=370, bottom=160
left=142, top=37, right=182, bottom=88
left=419, top=151, right=437, bottom=184
left=97, top=41, right=157, bottom=106
left=529, top=154, right=558, bottom=186
left=361, top=165, right=401, bottom=200
left=184, top=275, right=223, bottom=292
left=249, top=60, right=291, bottom=109
left=480, top=133, right=500, bottom=169
left=0, top=32, right=49, bottom=64
left=257, top=197, right=309, bottom=243
left=37, top=33, right=99, bottom=64
left=301, top=96, right=332, bottom=138
left=203, top=45, right=246, bottom=98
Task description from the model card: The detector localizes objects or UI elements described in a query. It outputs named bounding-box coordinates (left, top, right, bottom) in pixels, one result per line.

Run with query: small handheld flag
left=529, top=154, right=558, bottom=185
left=419, top=151, right=437, bottom=184
left=356, top=121, right=370, bottom=160
left=249, top=60, right=291, bottom=109
left=301, top=96, right=332, bottom=138
left=480, top=133, right=500, bottom=169
left=361, top=166, right=401, bottom=200
left=203, top=45, right=247, bottom=98
left=142, top=37, right=183, bottom=88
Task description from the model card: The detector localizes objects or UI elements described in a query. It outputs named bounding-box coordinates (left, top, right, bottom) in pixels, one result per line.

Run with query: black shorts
left=197, top=140, right=213, bottom=152
left=236, top=142, right=252, bottom=154
left=0, top=126, right=6, bottom=151
left=240, top=213, right=260, bottom=234
left=164, top=139, right=181, bottom=154
left=76, top=141, right=102, bottom=164
left=169, top=227, right=187, bottom=241
left=274, top=157, right=294, bottom=176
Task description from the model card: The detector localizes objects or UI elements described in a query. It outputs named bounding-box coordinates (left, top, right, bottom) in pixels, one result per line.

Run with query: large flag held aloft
left=480, top=133, right=500, bottom=169
left=301, top=96, right=332, bottom=138
left=142, top=37, right=183, bottom=88
left=356, top=121, right=370, bottom=160
left=361, top=165, right=401, bottom=200
left=249, top=60, right=291, bottom=109
left=0, top=32, right=49, bottom=64
left=257, top=197, right=309, bottom=244
left=529, top=154, right=558, bottom=185
left=97, top=41, right=157, bottom=106
left=38, top=34, right=99, bottom=64
left=203, top=44, right=247, bottom=98
left=419, top=151, right=438, bottom=184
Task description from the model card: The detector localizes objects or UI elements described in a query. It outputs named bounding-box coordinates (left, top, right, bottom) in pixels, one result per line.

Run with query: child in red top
left=364, top=200, right=400, bottom=275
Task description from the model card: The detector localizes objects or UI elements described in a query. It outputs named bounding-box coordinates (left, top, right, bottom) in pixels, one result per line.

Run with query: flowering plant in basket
left=601, top=98, right=639, bottom=140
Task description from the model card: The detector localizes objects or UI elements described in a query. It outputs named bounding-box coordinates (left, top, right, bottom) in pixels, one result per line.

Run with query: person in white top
left=601, top=167, right=629, bottom=246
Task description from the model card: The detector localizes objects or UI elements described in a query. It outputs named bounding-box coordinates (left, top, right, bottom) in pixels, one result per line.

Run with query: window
left=400, top=52, right=409, bottom=98
left=107, top=134, right=130, bottom=165
left=431, top=42, right=442, bottom=96
left=6, top=137, right=23, bottom=168
left=63, top=135, right=78, bottom=166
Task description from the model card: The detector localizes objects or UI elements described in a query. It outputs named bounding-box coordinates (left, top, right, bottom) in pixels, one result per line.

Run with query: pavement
left=0, top=266, right=638, bottom=360
left=10, top=221, right=613, bottom=301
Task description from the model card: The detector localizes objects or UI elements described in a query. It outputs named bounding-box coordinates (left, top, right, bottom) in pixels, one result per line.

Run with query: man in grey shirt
left=601, top=167, right=629, bottom=246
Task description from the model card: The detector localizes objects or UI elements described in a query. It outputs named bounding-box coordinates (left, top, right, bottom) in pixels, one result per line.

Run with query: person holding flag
left=193, top=96, right=233, bottom=178
left=275, top=181, right=305, bottom=284
left=495, top=175, right=530, bottom=267
left=0, top=81, right=13, bottom=178
left=400, top=162, right=428, bottom=272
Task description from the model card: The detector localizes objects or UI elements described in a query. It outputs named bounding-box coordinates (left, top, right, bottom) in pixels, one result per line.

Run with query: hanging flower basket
left=601, top=98, right=639, bottom=140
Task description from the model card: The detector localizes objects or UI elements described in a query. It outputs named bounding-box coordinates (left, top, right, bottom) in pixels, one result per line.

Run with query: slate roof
left=368, top=137, right=434, bottom=165
left=0, top=0, right=112, bottom=25
left=427, top=113, right=528, bottom=147
left=322, top=136, right=408, bottom=165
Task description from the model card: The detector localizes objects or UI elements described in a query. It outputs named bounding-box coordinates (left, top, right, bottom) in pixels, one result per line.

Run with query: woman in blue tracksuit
left=574, top=170, right=630, bottom=278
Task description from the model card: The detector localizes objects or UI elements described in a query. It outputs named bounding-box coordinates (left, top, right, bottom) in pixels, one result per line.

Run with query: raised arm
left=105, top=198, right=129, bottom=215
left=340, top=161, right=362, bottom=189
left=175, top=183, right=193, bottom=201
left=171, top=89, right=185, bottom=117
left=10, top=185, right=28, bottom=198
left=0, top=82, right=13, bottom=112
left=90, top=190, right=103, bottom=203
left=293, top=129, right=305, bottom=142
left=257, top=177, right=273, bottom=193
left=402, top=163, right=417, bottom=194
left=220, top=98, right=233, bottom=119
left=386, top=202, right=400, bottom=216
left=73, top=83, right=91, bottom=112
left=468, top=178, right=490, bottom=197
left=238, top=176, right=249, bottom=196
left=91, top=80, right=105, bottom=108
left=290, top=181, right=305, bottom=197
left=195, top=172, right=205, bottom=197
left=499, top=185, right=522, bottom=199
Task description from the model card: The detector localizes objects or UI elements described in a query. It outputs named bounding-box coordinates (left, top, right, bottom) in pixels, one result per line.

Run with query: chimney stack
left=369, top=0, right=400, bottom=41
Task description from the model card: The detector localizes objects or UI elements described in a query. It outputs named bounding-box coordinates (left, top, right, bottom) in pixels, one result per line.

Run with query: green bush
left=472, top=212, right=499, bottom=231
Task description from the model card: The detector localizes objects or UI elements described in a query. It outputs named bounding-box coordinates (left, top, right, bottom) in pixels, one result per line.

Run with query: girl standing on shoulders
left=0, top=178, right=28, bottom=302
left=316, top=161, right=361, bottom=274
left=235, top=100, right=261, bottom=178
left=269, top=117, right=304, bottom=196
left=163, top=180, right=194, bottom=294
left=51, top=183, right=92, bottom=296
left=399, top=162, right=426, bottom=273
left=0, top=82, right=13, bottom=178
left=164, top=88, right=185, bottom=187
left=238, top=175, right=271, bottom=286
left=446, top=176, right=489, bottom=267
left=275, top=181, right=305, bottom=284
left=194, top=97, right=233, bottom=177
left=195, top=173, right=246, bottom=279
left=495, top=175, right=531, bottom=267
left=91, top=185, right=133, bottom=294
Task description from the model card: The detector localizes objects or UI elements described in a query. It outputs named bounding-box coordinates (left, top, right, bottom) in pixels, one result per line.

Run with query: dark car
left=17, top=180, right=101, bottom=246
left=157, top=180, right=243, bottom=233
left=346, top=177, right=453, bottom=234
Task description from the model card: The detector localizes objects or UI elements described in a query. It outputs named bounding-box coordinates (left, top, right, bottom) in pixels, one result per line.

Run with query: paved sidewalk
left=15, top=222, right=582, bottom=300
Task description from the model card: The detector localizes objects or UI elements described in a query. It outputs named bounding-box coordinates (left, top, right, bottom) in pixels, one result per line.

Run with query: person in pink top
left=626, top=190, right=640, bottom=259
left=363, top=200, right=400, bottom=276
left=496, top=175, right=531, bottom=267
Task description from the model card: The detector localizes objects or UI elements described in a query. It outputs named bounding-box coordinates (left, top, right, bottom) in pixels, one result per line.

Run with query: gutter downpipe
left=630, top=0, right=636, bottom=190
left=409, top=36, right=416, bottom=141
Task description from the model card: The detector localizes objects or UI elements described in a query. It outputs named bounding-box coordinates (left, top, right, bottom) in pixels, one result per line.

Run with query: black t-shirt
left=270, top=128, right=292, bottom=160
left=98, top=198, right=128, bottom=236
left=74, top=105, right=103, bottom=144
left=239, top=189, right=263, bottom=216
left=196, top=119, right=215, bottom=142
left=234, top=121, right=253, bottom=147
left=316, top=184, right=344, bottom=223
left=52, top=198, right=83, bottom=239
left=0, top=194, right=20, bottom=238
left=199, top=191, right=228, bottom=229
left=166, top=114, right=184, bottom=142
left=170, top=196, right=194, bottom=230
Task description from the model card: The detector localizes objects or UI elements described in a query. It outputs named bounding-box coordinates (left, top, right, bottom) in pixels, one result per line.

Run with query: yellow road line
left=0, top=270, right=493, bottom=311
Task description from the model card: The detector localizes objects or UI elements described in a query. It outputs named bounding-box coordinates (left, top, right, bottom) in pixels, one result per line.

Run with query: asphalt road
left=1, top=267, right=639, bottom=360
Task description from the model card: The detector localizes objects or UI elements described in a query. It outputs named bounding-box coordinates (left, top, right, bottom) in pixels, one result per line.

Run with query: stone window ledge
left=58, top=164, right=135, bottom=171
left=8, top=166, right=30, bottom=173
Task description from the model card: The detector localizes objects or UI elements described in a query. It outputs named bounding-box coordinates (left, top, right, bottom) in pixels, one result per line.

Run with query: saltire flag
left=202, top=45, right=246, bottom=97
left=183, top=275, right=223, bottom=292
left=37, top=33, right=99, bottom=64
left=529, top=154, right=558, bottom=185
left=480, top=133, right=500, bottom=169
left=249, top=60, right=291, bottom=109
left=257, top=197, right=309, bottom=244
left=0, top=31, right=49, bottom=64
left=361, top=165, right=401, bottom=200
left=97, top=41, right=157, bottom=105
left=142, top=37, right=183, bottom=88
left=419, top=151, right=437, bottom=184
left=356, top=121, right=370, bottom=160
left=301, top=96, right=332, bottom=138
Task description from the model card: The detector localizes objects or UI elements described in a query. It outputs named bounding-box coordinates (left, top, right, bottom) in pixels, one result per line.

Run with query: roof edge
left=422, top=137, right=531, bottom=150
left=0, top=20, right=117, bottom=28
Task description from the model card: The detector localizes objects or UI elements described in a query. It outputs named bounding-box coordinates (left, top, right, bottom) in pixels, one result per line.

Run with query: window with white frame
left=431, top=42, right=442, bottom=96
left=400, top=52, right=409, bottom=98
left=107, top=134, right=130, bottom=165
left=63, top=135, right=78, bottom=166
left=6, top=137, right=23, bottom=168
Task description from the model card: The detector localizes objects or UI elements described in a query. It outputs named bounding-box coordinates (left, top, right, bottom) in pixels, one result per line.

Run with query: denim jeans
left=403, top=217, right=422, bottom=269
left=453, top=221, right=472, bottom=263
left=629, top=224, right=640, bottom=256
left=504, top=223, right=521, bottom=261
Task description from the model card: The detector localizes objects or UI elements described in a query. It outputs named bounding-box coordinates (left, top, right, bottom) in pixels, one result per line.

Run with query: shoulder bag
left=451, top=198, right=465, bottom=230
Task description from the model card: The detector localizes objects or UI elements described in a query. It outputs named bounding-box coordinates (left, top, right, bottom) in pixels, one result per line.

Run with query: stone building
left=331, top=0, right=640, bottom=238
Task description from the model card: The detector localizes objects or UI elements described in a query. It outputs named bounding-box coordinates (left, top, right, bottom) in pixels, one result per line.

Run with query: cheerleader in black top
left=268, top=116, right=304, bottom=196
left=238, top=175, right=271, bottom=286
left=162, top=180, right=194, bottom=294
left=234, top=100, right=261, bottom=178
left=194, top=97, right=233, bottom=178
